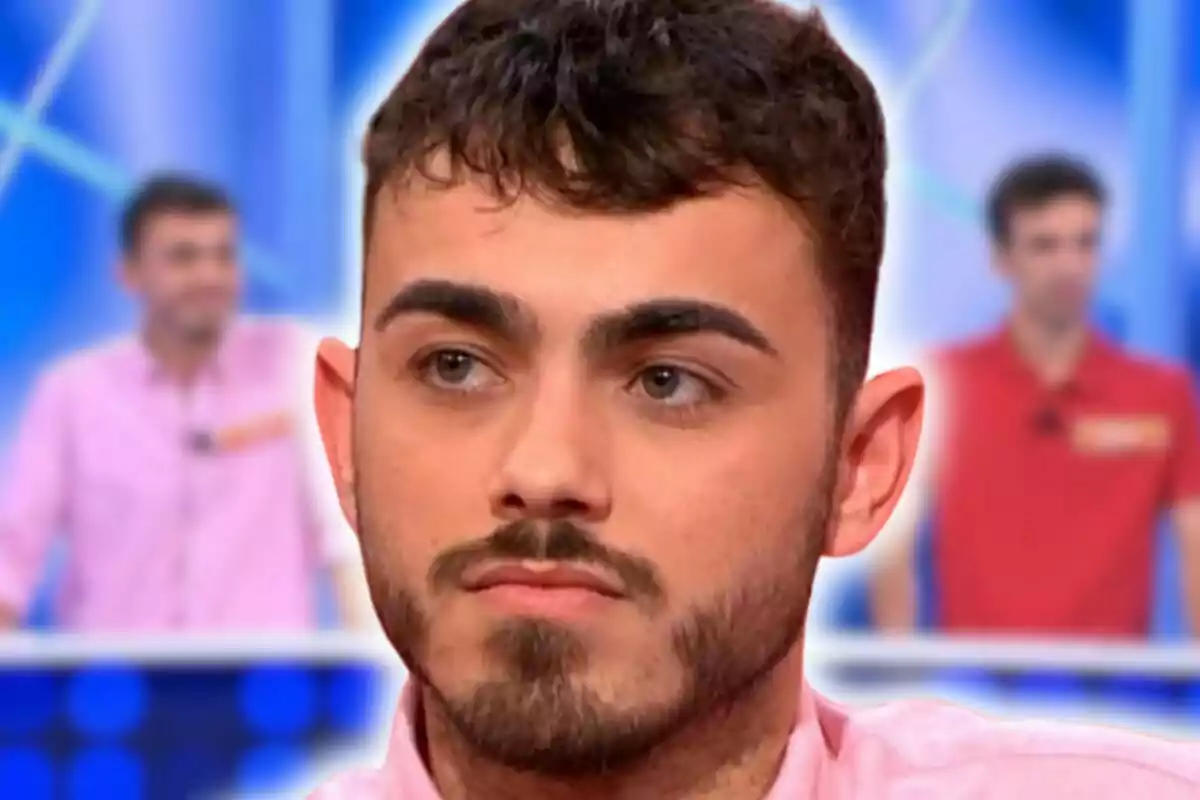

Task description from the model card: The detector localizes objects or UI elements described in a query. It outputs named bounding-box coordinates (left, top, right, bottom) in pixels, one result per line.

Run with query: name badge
left=1071, top=414, right=1170, bottom=454
left=210, top=411, right=294, bottom=453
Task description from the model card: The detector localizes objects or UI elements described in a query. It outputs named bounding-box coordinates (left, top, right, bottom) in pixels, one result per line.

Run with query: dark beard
left=357, top=461, right=833, bottom=778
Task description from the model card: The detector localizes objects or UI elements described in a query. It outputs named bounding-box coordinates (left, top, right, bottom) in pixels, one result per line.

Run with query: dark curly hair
left=121, top=174, right=231, bottom=254
left=986, top=154, right=1105, bottom=244
left=362, top=0, right=887, bottom=407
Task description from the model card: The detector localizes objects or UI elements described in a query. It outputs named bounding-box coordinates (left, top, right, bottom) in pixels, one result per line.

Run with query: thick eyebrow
left=373, top=279, right=536, bottom=345
left=582, top=298, right=778, bottom=359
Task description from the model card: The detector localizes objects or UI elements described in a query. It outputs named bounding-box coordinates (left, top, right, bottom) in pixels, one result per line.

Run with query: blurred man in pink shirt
left=0, top=176, right=366, bottom=632
left=308, top=0, right=1199, bottom=797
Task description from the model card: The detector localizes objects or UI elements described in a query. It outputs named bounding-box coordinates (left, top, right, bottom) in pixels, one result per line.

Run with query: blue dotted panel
left=240, top=665, right=317, bottom=736
left=326, top=666, right=379, bottom=732
left=67, top=667, right=146, bottom=737
left=0, top=671, right=57, bottom=735
left=238, top=743, right=306, bottom=793
left=67, top=746, right=143, bottom=800
left=0, top=747, right=54, bottom=800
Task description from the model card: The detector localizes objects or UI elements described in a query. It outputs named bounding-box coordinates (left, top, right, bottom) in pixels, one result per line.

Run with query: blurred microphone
left=186, top=430, right=215, bottom=453
left=1032, top=407, right=1064, bottom=436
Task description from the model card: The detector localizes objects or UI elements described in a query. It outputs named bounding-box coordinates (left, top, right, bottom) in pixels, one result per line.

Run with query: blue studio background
left=1, top=0, right=1199, bottom=797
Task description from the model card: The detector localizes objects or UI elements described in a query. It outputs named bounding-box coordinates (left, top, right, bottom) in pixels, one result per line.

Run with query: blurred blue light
left=1008, top=671, right=1092, bottom=706
left=66, top=667, right=146, bottom=738
left=928, top=667, right=1004, bottom=701
left=326, top=666, right=379, bottom=732
left=1179, top=681, right=1200, bottom=718
left=0, top=98, right=129, bottom=199
left=0, top=671, right=57, bottom=735
left=0, top=0, right=103, bottom=203
left=237, top=743, right=306, bottom=793
left=898, top=162, right=981, bottom=224
left=1096, top=676, right=1178, bottom=713
left=240, top=666, right=316, bottom=736
left=0, top=748, right=54, bottom=800
left=893, top=0, right=976, bottom=114
left=66, top=747, right=143, bottom=800
left=157, top=747, right=224, bottom=800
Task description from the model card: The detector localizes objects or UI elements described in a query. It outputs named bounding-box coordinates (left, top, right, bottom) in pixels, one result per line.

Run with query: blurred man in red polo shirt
left=873, top=154, right=1200, bottom=637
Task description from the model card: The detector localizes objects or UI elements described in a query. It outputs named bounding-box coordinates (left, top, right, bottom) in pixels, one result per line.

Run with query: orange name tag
left=1071, top=415, right=1170, bottom=454
left=212, top=412, right=294, bottom=453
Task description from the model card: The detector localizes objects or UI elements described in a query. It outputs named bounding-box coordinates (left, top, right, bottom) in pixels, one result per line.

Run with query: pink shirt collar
left=381, top=679, right=827, bottom=799
left=127, top=328, right=238, bottom=384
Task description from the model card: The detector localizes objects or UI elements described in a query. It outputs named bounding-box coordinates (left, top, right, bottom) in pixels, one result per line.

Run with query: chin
left=181, top=319, right=229, bottom=340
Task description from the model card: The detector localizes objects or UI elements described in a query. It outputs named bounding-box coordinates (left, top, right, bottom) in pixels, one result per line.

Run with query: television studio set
left=1, top=1, right=1198, bottom=797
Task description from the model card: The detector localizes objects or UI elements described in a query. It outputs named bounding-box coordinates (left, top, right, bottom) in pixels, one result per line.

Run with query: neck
left=1009, top=311, right=1089, bottom=386
left=423, top=649, right=806, bottom=800
left=141, top=322, right=220, bottom=383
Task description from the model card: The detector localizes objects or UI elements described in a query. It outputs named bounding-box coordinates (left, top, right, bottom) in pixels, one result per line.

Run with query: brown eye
left=641, top=366, right=682, bottom=399
left=632, top=365, right=715, bottom=407
left=416, top=348, right=502, bottom=393
left=432, top=351, right=475, bottom=384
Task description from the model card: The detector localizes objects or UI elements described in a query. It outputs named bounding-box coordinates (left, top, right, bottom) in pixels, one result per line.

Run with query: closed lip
left=463, top=562, right=625, bottom=598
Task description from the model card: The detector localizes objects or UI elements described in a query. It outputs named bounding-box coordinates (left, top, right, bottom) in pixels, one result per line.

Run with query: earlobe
left=314, top=338, right=360, bottom=532
left=826, top=367, right=924, bottom=557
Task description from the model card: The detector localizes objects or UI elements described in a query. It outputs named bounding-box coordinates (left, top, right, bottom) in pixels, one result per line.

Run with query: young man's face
left=996, top=194, right=1102, bottom=331
left=123, top=211, right=241, bottom=341
left=317, top=178, right=918, bottom=773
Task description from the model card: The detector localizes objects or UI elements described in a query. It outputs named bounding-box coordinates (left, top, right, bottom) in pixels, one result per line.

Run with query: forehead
left=139, top=211, right=234, bottom=246
left=1008, top=195, right=1100, bottom=237
left=365, top=180, right=826, bottom=344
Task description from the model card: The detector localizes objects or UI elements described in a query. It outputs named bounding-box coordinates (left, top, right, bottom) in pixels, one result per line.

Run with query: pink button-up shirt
left=0, top=319, right=349, bottom=631
left=309, top=680, right=1200, bottom=798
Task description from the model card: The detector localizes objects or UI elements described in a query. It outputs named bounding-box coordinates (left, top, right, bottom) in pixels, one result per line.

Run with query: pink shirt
left=0, top=319, right=348, bottom=631
left=310, top=681, right=1200, bottom=798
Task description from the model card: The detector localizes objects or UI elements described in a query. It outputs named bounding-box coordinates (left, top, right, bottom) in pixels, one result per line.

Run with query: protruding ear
left=825, top=367, right=924, bottom=557
left=314, top=338, right=360, bottom=534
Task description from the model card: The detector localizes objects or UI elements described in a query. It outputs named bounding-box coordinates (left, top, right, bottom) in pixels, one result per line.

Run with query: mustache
left=429, top=520, right=664, bottom=605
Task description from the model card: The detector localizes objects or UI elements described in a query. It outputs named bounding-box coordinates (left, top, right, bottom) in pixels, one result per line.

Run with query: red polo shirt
left=930, top=327, right=1200, bottom=636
